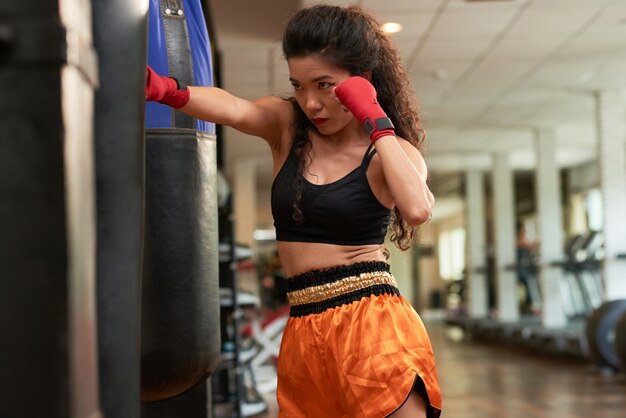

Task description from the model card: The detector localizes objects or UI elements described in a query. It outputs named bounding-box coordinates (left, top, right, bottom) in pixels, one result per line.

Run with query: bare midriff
left=277, top=241, right=387, bottom=278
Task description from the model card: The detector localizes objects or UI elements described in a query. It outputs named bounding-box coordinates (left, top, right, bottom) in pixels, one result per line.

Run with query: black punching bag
left=615, top=311, right=626, bottom=373
left=0, top=1, right=100, bottom=417
left=141, top=0, right=221, bottom=405
left=586, top=299, right=626, bottom=371
left=92, top=1, right=147, bottom=417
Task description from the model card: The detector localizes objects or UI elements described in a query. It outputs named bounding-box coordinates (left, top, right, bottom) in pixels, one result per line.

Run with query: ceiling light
left=382, top=22, right=403, bottom=34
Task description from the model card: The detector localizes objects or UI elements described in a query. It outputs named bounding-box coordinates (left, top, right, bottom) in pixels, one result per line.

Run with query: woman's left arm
left=334, top=76, right=434, bottom=227
left=373, top=136, right=434, bottom=227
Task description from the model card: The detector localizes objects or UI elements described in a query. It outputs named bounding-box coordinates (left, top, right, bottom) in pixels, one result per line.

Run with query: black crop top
left=271, top=142, right=391, bottom=245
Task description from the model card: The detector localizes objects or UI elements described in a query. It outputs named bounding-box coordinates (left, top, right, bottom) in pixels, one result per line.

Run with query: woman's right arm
left=182, top=88, right=291, bottom=146
left=146, top=66, right=292, bottom=147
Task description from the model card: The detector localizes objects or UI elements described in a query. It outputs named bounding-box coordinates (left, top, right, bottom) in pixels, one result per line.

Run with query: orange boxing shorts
left=276, top=261, right=442, bottom=418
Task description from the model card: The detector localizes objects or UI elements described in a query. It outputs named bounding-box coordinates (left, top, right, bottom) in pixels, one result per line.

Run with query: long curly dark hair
left=282, top=5, right=426, bottom=250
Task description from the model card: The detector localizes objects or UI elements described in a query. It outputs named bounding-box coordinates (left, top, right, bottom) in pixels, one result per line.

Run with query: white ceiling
left=209, top=0, right=626, bottom=187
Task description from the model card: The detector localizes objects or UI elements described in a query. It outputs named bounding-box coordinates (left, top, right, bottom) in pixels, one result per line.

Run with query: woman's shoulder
left=251, top=96, right=296, bottom=151
left=253, top=96, right=295, bottom=119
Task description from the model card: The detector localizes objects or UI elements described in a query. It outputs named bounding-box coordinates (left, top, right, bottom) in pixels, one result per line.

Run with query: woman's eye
left=319, top=82, right=335, bottom=89
left=291, top=83, right=302, bottom=90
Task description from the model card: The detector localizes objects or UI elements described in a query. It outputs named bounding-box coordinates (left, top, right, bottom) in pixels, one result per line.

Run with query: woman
left=147, top=5, right=442, bottom=417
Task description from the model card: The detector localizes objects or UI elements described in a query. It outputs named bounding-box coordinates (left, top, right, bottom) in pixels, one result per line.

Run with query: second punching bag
left=141, top=0, right=221, bottom=401
left=92, top=0, right=147, bottom=417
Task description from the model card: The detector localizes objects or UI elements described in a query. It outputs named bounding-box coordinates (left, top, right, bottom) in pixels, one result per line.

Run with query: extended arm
left=183, top=88, right=290, bottom=144
left=146, top=66, right=291, bottom=146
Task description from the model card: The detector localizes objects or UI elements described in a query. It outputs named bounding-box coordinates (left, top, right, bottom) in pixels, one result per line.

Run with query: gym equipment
left=585, top=299, right=626, bottom=371
left=141, top=0, right=220, bottom=403
left=213, top=207, right=246, bottom=417
left=559, top=235, right=587, bottom=318
left=0, top=1, right=100, bottom=417
left=560, top=232, right=605, bottom=319
left=575, top=231, right=604, bottom=311
left=245, top=306, right=289, bottom=394
left=614, top=311, right=626, bottom=372
left=92, top=0, right=148, bottom=417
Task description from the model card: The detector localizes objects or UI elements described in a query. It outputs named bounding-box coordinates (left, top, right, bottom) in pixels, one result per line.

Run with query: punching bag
left=0, top=1, right=100, bottom=417
left=141, top=0, right=221, bottom=404
left=615, top=311, right=626, bottom=373
left=586, top=299, right=626, bottom=371
left=92, top=1, right=147, bottom=417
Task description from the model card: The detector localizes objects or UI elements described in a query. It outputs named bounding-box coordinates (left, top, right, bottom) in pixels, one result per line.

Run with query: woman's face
left=287, top=55, right=354, bottom=135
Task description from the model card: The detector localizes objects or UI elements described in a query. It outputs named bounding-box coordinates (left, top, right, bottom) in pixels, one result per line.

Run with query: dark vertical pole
left=228, top=209, right=245, bottom=418
left=0, top=1, right=100, bottom=417
left=214, top=50, right=224, bottom=169
left=92, top=1, right=148, bottom=417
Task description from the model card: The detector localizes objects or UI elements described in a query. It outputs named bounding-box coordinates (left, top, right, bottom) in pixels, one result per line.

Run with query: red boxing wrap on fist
left=145, top=65, right=190, bottom=109
left=334, top=76, right=395, bottom=143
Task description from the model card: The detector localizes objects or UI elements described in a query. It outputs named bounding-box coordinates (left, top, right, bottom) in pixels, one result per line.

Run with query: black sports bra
left=271, top=142, right=391, bottom=245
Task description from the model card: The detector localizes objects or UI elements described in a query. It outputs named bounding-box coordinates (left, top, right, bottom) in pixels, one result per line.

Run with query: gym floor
left=248, top=320, right=626, bottom=418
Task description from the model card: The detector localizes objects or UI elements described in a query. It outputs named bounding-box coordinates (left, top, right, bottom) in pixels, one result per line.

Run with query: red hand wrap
left=334, top=76, right=395, bottom=143
left=145, top=65, right=190, bottom=109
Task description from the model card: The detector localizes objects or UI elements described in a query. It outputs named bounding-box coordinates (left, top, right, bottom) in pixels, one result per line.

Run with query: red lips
left=312, top=118, right=328, bottom=125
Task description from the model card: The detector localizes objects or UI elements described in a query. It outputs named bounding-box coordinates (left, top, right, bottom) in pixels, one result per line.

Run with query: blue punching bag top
left=146, top=0, right=215, bottom=134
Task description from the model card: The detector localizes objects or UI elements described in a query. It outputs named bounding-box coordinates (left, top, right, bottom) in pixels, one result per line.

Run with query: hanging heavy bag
left=585, top=299, right=626, bottom=371
left=614, top=311, right=626, bottom=373
left=141, top=0, right=220, bottom=402
left=1, top=1, right=100, bottom=416
left=92, top=0, right=147, bottom=416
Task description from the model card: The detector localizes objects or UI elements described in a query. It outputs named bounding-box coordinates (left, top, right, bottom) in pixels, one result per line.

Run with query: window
left=438, top=227, right=466, bottom=280
left=585, top=188, right=603, bottom=232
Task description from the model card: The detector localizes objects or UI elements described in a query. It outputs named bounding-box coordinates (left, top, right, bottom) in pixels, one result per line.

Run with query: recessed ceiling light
left=382, top=22, right=403, bottom=34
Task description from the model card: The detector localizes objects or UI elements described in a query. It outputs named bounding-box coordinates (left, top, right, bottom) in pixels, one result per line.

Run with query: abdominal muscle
left=276, top=240, right=387, bottom=278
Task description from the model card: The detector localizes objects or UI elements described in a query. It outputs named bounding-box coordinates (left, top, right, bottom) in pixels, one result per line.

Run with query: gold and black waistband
left=285, top=261, right=399, bottom=317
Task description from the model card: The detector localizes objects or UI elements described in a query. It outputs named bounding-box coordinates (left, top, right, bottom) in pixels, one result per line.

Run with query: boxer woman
left=147, top=5, right=441, bottom=417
